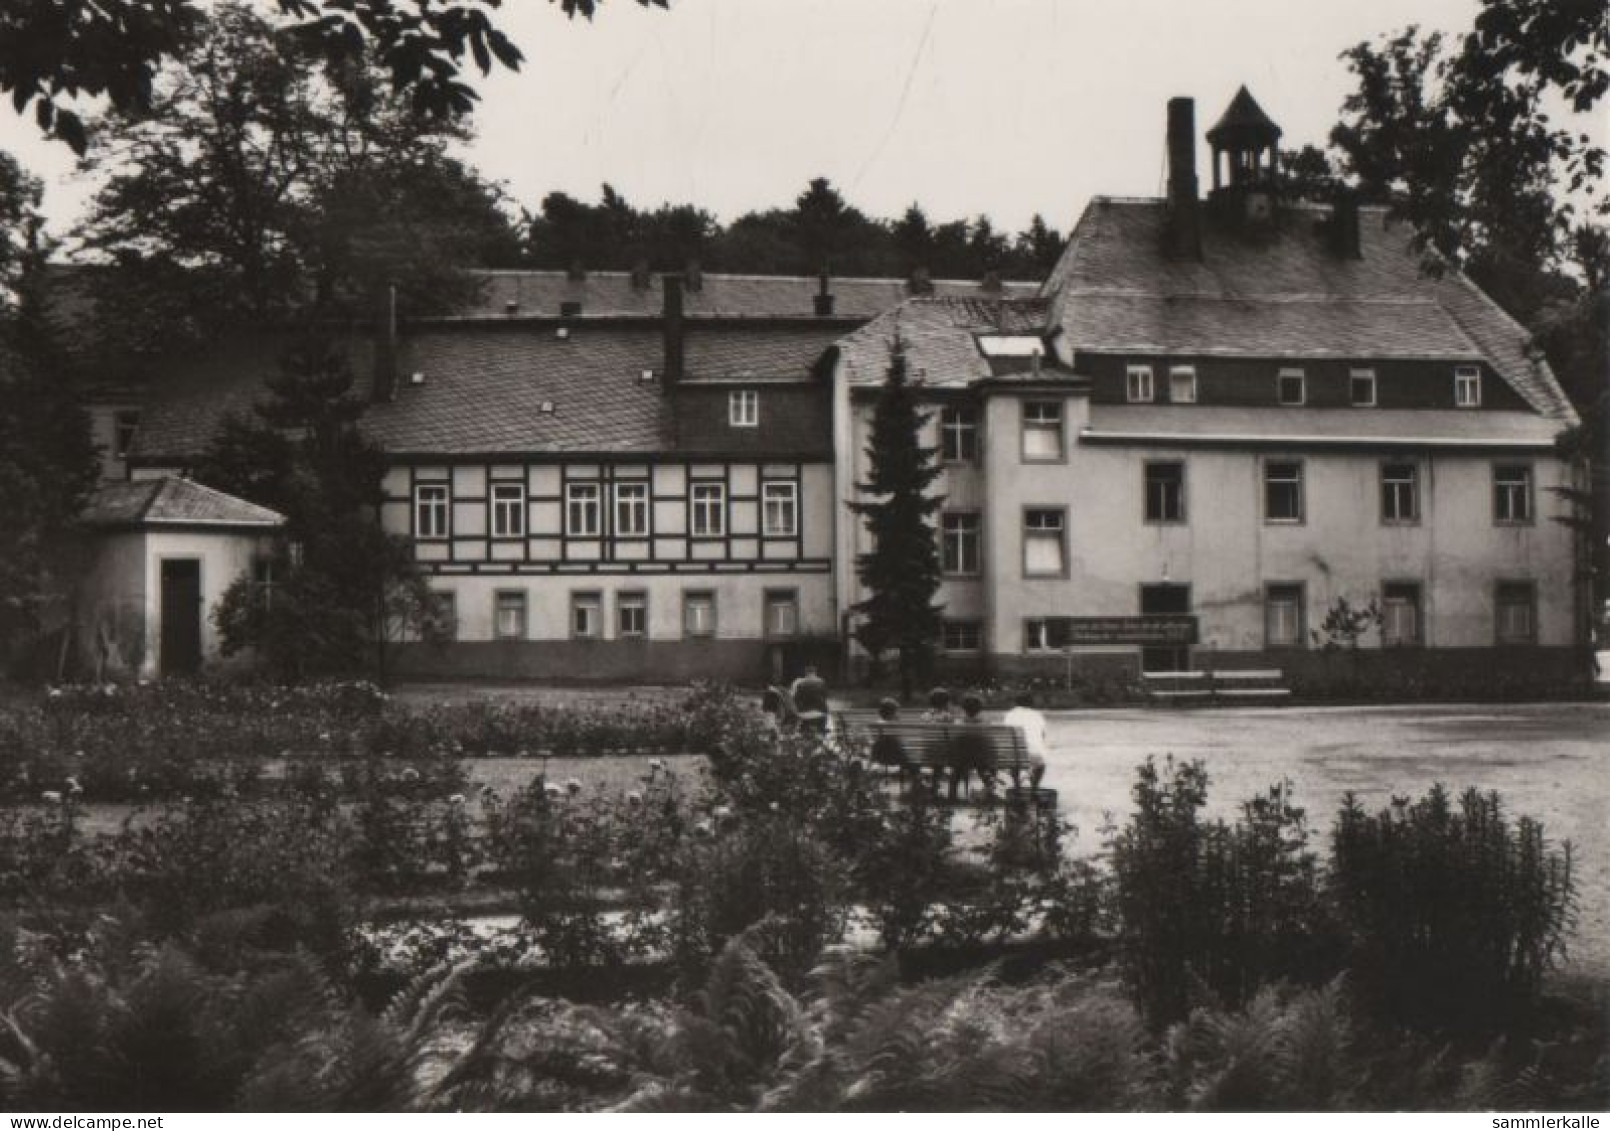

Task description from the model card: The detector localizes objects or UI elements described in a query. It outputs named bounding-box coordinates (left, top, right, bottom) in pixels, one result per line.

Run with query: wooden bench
left=832, top=711, right=1042, bottom=797
left=1141, top=668, right=1291, bottom=704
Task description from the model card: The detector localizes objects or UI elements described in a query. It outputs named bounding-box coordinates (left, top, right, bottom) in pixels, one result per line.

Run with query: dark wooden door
left=160, top=558, right=203, bottom=676
left=1139, top=583, right=1192, bottom=672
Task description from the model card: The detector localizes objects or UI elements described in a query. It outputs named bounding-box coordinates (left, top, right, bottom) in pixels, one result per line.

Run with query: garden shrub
left=1329, top=784, right=1577, bottom=1030
left=1107, top=759, right=1331, bottom=1027
left=484, top=770, right=685, bottom=972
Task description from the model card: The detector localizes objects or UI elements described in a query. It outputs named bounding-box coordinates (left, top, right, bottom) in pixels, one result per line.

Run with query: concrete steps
left=1142, top=668, right=1292, bottom=705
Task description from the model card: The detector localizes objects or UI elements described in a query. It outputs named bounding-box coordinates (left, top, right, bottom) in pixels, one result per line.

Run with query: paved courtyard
left=1033, top=702, right=1609, bottom=980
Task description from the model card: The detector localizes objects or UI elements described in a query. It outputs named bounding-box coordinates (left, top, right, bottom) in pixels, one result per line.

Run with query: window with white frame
left=494, top=590, right=527, bottom=640
left=942, top=620, right=981, bottom=652
left=1264, top=460, right=1304, bottom=523
left=1021, top=401, right=1063, bottom=460
left=940, top=404, right=979, bottom=462
left=1455, top=366, right=1482, bottom=407
left=1264, top=583, right=1305, bottom=648
left=1350, top=369, right=1377, bottom=407
left=433, top=590, right=457, bottom=641
left=570, top=592, right=603, bottom=639
left=1380, top=462, right=1419, bottom=524
left=762, top=481, right=797, bottom=537
left=617, top=592, right=648, bottom=638
left=1023, top=618, right=1064, bottom=651
left=764, top=590, right=799, bottom=637
left=729, top=389, right=759, bottom=427
left=1126, top=365, right=1155, bottom=403
left=690, top=482, right=726, bottom=536
left=1277, top=368, right=1306, bottom=406
left=614, top=481, right=648, bottom=537
left=1494, top=464, right=1533, bottom=523
left=1495, top=581, right=1536, bottom=645
left=490, top=481, right=525, bottom=538
left=1381, top=582, right=1422, bottom=647
left=1023, top=509, right=1066, bottom=576
left=565, top=481, right=601, bottom=536
left=1168, top=366, right=1196, bottom=404
left=414, top=483, right=449, bottom=540
left=941, top=512, right=981, bottom=575
left=1144, top=462, right=1185, bottom=523
left=683, top=591, right=716, bottom=637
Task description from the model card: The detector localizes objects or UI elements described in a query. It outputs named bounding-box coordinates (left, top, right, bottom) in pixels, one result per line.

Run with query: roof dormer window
left=1126, top=365, right=1154, bottom=403
left=1168, top=366, right=1197, bottom=404
left=1277, top=368, right=1306, bottom=406
left=729, top=389, right=759, bottom=427
left=1455, top=366, right=1482, bottom=408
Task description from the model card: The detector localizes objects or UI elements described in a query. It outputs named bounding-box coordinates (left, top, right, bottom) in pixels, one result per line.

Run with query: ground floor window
left=1023, top=618, right=1064, bottom=651
left=942, top=620, right=981, bottom=653
left=571, top=592, right=602, bottom=639
left=1265, top=582, right=1305, bottom=648
left=1495, top=581, right=1537, bottom=645
left=764, top=589, right=799, bottom=637
left=1381, top=581, right=1422, bottom=647
left=617, top=592, right=647, bottom=638
left=433, top=590, right=457, bottom=642
left=684, top=591, right=716, bottom=638
left=494, top=590, right=527, bottom=640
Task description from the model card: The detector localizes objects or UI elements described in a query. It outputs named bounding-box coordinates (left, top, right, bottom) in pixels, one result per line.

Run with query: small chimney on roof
left=906, top=266, right=933, bottom=296
left=630, top=259, right=652, bottom=291
left=1331, top=187, right=1363, bottom=260
left=566, top=261, right=587, bottom=282
left=813, top=267, right=836, bottom=316
left=662, top=273, right=685, bottom=390
left=685, top=259, right=703, bottom=292
left=372, top=283, right=398, bottom=403
left=1166, top=96, right=1203, bottom=260
left=981, top=269, right=1003, bottom=293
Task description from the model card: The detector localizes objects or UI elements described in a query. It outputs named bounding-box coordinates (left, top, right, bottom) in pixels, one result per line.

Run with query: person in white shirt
left=1001, top=691, right=1049, bottom=789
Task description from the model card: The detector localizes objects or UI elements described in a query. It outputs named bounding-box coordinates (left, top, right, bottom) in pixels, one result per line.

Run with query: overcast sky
left=3, top=0, right=1574, bottom=243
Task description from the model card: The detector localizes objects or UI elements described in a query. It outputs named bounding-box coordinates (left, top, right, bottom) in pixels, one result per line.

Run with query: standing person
left=1001, top=691, right=1049, bottom=789
left=790, top=664, right=830, bottom=736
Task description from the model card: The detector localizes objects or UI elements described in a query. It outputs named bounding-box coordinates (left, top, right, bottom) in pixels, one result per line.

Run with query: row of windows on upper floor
left=932, top=368, right=1491, bottom=464
left=412, top=477, right=800, bottom=541
left=937, top=578, right=1542, bottom=654
left=934, top=460, right=1539, bottom=577
left=433, top=586, right=802, bottom=643
left=1112, top=364, right=1486, bottom=409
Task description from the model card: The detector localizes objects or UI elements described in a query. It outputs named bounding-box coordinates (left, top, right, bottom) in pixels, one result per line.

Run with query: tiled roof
left=1065, top=293, right=1480, bottom=359
left=836, top=297, right=1056, bottom=389
left=448, top=270, right=1039, bottom=321
left=131, top=322, right=842, bottom=460
left=80, top=478, right=285, bottom=528
left=1044, top=198, right=1577, bottom=422
left=1085, top=404, right=1563, bottom=447
left=1207, top=86, right=1282, bottom=144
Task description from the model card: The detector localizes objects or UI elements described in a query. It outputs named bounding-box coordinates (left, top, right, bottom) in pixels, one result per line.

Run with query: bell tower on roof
left=1207, top=86, right=1282, bottom=221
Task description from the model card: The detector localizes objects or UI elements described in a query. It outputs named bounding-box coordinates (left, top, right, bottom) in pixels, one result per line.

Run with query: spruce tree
left=850, top=335, right=944, bottom=698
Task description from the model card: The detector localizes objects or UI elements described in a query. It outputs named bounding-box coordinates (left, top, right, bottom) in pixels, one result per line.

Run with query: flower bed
left=0, top=679, right=747, bottom=802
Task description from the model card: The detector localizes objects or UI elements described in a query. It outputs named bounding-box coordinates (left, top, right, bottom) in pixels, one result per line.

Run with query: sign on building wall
left=1056, top=616, right=1200, bottom=647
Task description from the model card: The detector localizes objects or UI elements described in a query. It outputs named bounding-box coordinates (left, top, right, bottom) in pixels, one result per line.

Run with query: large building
left=834, top=91, right=1582, bottom=685
left=122, top=271, right=1033, bottom=680
left=107, top=90, right=1584, bottom=686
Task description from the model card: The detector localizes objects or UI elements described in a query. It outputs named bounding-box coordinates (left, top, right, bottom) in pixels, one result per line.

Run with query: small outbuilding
left=72, top=478, right=285, bottom=679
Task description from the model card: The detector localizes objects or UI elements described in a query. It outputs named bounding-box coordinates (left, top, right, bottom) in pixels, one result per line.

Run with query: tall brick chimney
left=1331, top=187, right=1363, bottom=260
left=1166, top=96, right=1203, bottom=260
left=662, top=273, right=685, bottom=390
left=813, top=267, right=835, bottom=316
left=372, top=282, right=397, bottom=402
